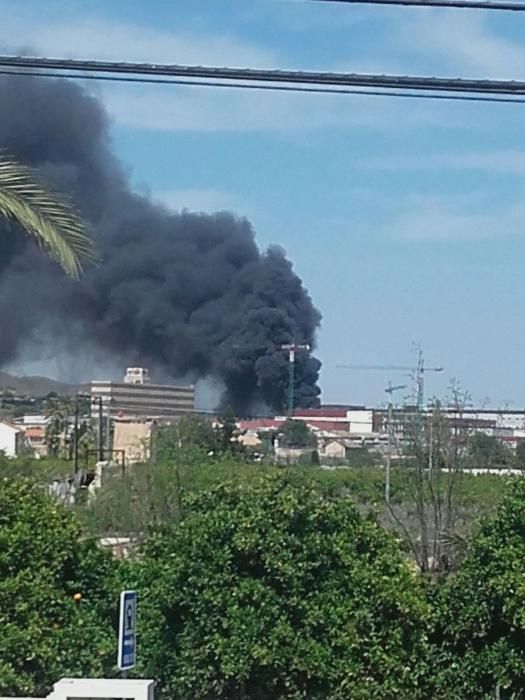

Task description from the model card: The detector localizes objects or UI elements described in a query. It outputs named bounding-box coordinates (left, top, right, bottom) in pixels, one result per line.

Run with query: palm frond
left=0, top=153, right=95, bottom=278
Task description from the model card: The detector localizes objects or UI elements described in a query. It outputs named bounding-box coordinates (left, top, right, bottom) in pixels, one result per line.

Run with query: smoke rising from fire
left=0, top=75, right=322, bottom=413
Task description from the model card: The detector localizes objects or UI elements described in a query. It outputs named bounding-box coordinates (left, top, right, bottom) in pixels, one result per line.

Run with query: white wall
left=0, top=677, right=155, bottom=700
left=113, top=421, right=152, bottom=464
left=323, top=441, right=346, bottom=459
left=17, top=414, right=48, bottom=426
left=0, top=423, right=20, bottom=457
left=346, top=410, right=373, bottom=434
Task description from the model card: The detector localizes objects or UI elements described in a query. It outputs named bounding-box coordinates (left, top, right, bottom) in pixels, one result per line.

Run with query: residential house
left=0, top=421, right=26, bottom=457
left=14, top=414, right=48, bottom=457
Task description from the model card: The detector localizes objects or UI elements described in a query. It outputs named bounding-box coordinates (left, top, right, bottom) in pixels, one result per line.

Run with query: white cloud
left=361, top=150, right=525, bottom=175
left=239, top=0, right=372, bottom=33
left=0, top=16, right=277, bottom=67
left=387, top=193, right=525, bottom=242
left=0, top=5, right=512, bottom=134
left=0, top=5, right=481, bottom=133
left=399, top=11, right=525, bottom=79
left=100, top=79, right=471, bottom=133
left=0, top=11, right=364, bottom=134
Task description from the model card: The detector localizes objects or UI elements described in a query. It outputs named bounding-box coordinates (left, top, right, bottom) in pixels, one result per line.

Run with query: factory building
left=373, top=406, right=525, bottom=446
left=91, top=367, right=194, bottom=419
left=239, top=406, right=374, bottom=435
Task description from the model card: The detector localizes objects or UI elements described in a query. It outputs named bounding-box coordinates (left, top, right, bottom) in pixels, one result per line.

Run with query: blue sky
left=1, top=0, right=525, bottom=407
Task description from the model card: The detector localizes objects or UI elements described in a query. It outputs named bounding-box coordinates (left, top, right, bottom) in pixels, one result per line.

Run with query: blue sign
left=118, top=590, right=137, bottom=670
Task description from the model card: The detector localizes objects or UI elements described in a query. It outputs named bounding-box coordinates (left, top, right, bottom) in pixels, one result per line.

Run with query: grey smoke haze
left=0, top=75, right=322, bottom=413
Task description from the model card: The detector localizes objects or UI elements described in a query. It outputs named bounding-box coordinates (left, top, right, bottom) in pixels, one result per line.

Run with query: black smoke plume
left=0, top=75, right=322, bottom=414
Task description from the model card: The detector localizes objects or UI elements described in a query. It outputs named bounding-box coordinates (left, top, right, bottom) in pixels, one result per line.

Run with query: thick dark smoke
left=0, top=75, right=322, bottom=414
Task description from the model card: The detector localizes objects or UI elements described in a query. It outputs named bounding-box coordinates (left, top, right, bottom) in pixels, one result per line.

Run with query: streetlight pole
left=385, top=382, right=406, bottom=505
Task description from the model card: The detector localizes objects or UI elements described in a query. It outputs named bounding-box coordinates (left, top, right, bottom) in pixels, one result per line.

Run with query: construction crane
left=337, top=349, right=443, bottom=413
left=281, top=343, right=310, bottom=416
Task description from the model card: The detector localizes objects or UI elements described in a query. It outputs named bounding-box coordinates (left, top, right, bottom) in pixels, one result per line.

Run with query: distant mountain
left=0, top=371, right=82, bottom=397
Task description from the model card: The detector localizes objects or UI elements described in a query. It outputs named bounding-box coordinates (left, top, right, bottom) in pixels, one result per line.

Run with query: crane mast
left=281, top=343, right=310, bottom=416
left=337, top=348, right=443, bottom=413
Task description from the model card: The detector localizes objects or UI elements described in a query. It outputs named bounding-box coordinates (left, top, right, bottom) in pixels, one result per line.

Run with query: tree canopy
left=153, top=415, right=218, bottom=461
left=428, top=478, right=525, bottom=698
left=5, top=453, right=525, bottom=699
left=153, top=413, right=246, bottom=463
left=0, top=480, right=118, bottom=696
left=278, top=419, right=317, bottom=449
left=467, top=433, right=512, bottom=469
left=514, top=440, right=525, bottom=469
left=132, top=475, right=429, bottom=699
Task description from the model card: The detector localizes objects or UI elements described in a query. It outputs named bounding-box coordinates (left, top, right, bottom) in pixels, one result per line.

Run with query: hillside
left=0, top=371, right=80, bottom=397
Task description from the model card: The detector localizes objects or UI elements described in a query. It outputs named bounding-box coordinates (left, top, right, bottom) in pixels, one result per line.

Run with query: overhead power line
left=3, top=68, right=525, bottom=105
left=310, top=0, right=525, bottom=11
left=2, top=56, right=525, bottom=102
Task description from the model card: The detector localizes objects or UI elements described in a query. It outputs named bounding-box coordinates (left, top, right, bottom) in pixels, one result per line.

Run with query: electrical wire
left=2, top=56, right=525, bottom=99
left=309, top=0, right=525, bottom=10
left=3, top=67, right=525, bottom=105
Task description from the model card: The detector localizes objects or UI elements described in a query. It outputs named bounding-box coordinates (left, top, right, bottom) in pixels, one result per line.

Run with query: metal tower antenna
left=281, top=343, right=310, bottom=416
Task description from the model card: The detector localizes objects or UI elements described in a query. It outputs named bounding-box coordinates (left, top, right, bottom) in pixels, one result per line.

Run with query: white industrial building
left=91, top=367, right=194, bottom=419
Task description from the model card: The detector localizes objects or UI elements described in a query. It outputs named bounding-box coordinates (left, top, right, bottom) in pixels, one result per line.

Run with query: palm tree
left=44, top=395, right=73, bottom=458
left=0, top=153, right=94, bottom=278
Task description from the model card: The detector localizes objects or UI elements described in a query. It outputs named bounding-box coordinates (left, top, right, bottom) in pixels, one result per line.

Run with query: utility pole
left=280, top=343, right=310, bottom=416
left=337, top=353, right=442, bottom=492
left=428, top=414, right=434, bottom=475
left=385, top=382, right=406, bottom=504
left=97, top=396, right=104, bottom=461
left=73, top=393, right=79, bottom=474
left=106, top=398, right=112, bottom=456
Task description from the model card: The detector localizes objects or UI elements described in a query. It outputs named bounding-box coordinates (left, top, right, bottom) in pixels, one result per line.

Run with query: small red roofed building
left=13, top=414, right=48, bottom=456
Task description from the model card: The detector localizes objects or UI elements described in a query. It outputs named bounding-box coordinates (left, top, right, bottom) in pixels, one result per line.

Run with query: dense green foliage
left=278, top=418, right=317, bottom=448
left=2, top=454, right=525, bottom=699
left=0, top=454, right=73, bottom=480
left=153, top=415, right=218, bottom=461
left=153, top=413, right=246, bottom=464
left=44, top=396, right=73, bottom=458
left=467, top=433, right=514, bottom=469
left=79, top=457, right=509, bottom=538
left=0, top=481, right=118, bottom=696
left=514, top=440, right=525, bottom=469
left=132, top=476, right=429, bottom=699
left=427, top=479, right=525, bottom=699
left=343, top=447, right=380, bottom=468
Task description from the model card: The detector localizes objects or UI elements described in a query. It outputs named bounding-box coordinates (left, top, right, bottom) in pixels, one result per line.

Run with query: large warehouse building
left=91, top=367, right=194, bottom=418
